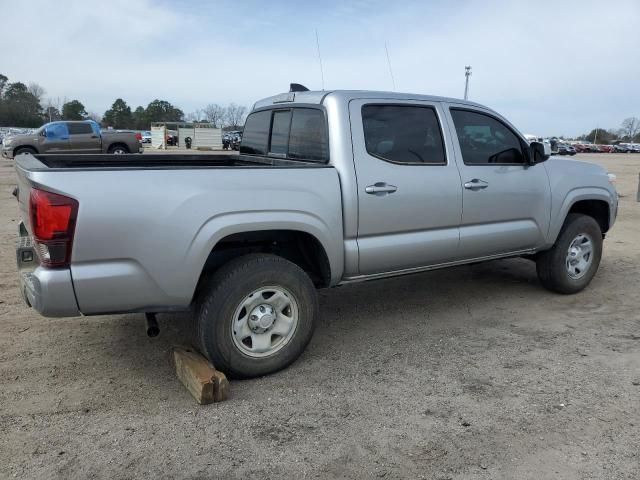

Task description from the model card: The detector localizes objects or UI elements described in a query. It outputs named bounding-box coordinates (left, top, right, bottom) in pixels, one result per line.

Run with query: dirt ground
left=1, top=154, right=638, bottom=479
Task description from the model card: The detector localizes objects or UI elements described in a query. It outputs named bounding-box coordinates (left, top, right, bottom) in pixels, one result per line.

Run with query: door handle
left=464, top=179, right=489, bottom=190
left=365, top=182, right=397, bottom=196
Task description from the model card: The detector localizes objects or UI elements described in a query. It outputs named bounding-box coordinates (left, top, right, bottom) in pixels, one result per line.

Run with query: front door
left=445, top=105, right=551, bottom=259
left=350, top=99, right=462, bottom=276
left=40, top=122, right=70, bottom=153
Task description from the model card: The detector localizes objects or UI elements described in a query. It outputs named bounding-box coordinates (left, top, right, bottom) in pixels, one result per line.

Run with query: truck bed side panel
left=19, top=165, right=344, bottom=314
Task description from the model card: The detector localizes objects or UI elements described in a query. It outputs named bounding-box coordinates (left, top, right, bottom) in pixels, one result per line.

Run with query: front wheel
left=536, top=213, right=603, bottom=294
left=14, top=147, right=37, bottom=157
left=194, top=254, right=318, bottom=378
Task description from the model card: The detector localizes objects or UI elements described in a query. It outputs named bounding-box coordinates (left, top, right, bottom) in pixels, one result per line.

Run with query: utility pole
left=464, top=66, right=472, bottom=100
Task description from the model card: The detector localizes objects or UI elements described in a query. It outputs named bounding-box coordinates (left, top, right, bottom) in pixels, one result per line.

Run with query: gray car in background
left=2, top=120, right=142, bottom=159
left=13, top=89, right=618, bottom=378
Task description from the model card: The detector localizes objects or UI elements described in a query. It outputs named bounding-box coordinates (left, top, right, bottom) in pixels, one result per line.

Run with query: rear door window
left=362, top=105, right=446, bottom=164
left=67, top=123, right=93, bottom=135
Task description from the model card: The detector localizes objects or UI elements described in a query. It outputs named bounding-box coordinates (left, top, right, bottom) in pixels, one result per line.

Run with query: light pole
left=464, top=66, right=472, bottom=100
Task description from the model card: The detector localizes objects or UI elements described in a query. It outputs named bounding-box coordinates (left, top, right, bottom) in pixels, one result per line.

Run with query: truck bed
left=14, top=151, right=344, bottom=315
left=22, top=153, right=328, bottom=170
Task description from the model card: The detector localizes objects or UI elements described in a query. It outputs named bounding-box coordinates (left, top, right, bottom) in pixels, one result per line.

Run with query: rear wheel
left=536, top=213, right=603, bottom=294
left=108, top=144, right=128, bottom=154
left=194, top=254, right=318, bottom=378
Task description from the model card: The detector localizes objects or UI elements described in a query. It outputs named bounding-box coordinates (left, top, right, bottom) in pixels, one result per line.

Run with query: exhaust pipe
left=145, top=313, right=160, bottom=337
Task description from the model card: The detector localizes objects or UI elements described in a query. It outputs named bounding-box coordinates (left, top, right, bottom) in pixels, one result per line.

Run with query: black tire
left=536, top=213, right=603, bottom=294
left=14, top=147, right=37, bottom=157
left=195, top=253, right=318, bottom=379
left=108, top=144, right=128, bottom=154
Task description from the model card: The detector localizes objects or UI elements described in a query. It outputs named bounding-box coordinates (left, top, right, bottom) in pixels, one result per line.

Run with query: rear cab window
left=241, top=107, right=329, bottom=163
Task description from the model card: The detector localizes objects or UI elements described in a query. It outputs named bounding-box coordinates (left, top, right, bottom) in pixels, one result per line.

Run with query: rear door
left=446, top=106, right=551, bottom=258
left=349, top=99, right=462, bottom=275
left=67, top=122, right=101, bottom=153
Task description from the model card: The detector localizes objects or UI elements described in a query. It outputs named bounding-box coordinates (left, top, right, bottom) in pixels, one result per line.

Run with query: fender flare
left=548, top=187, right=614, bottom=244
left=182, top=210, right=344, bottom=296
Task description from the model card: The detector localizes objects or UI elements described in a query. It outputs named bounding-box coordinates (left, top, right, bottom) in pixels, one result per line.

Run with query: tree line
left=0, top=73, right=247, bottom=130
left=102, top=99, right=247, bottom=130
left=577, top=118, right=640, bottom=144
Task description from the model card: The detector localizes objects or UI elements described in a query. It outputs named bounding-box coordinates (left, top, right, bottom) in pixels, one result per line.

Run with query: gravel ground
left=1, top=153, right=639, bottom=479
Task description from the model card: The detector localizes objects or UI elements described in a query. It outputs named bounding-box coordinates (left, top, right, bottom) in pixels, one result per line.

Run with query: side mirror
left=529, top=141, right=550, bottom=164
left=40, top=129, right=47, bottom=137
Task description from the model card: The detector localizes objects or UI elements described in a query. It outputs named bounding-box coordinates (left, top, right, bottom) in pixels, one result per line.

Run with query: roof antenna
left=384, top=42, right=396, bottom=91
left=315, top=29, right=325, bottom=90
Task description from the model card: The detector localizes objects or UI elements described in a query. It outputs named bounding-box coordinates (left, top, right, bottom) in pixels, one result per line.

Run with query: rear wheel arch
left=107, top=143, right=129, bottom=154
left=192, top=229, right=332, bottom=303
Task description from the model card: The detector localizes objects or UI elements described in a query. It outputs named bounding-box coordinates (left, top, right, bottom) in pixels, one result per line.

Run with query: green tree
left=0, top=81, right=43, bottom=127
left=103, top=98, right=133, bottom=129
left=584, top=128, right=617, bottom=144
left=44, top=106, right=61, bottom=122
left=144, top=99, right=184, bottom=123
left=132, top=106, right=148, bottom=130
left=62, top=100, right=87, bottom=120
left=0, top=74, right=8, bottom=96
left=619, top=117, right=640, bottom=142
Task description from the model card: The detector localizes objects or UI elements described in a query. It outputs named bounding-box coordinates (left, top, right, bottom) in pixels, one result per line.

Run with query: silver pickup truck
left=14, top=89, right=618, bottom=378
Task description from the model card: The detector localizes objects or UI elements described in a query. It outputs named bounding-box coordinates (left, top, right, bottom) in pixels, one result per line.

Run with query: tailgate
left=14, top=156, right=37, bottom=231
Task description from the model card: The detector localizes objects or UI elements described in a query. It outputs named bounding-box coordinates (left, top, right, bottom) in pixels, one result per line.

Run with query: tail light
left=29, top=188, right=78, bottom=268
left=135, top=132, right=142, bottom=142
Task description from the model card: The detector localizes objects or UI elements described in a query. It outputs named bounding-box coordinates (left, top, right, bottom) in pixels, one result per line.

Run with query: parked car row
left=567, top=143, right=640, bottom=154
left=223, top=131, right=242, bottom=151
left=611, top=143, right=640, bottom=153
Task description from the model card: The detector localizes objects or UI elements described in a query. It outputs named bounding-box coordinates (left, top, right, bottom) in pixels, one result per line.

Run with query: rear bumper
left=16, top=227, right=80, bottom=317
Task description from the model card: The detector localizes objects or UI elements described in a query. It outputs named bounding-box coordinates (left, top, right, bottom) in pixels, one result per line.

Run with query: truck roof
left=252, top=89, right=490, bottom=111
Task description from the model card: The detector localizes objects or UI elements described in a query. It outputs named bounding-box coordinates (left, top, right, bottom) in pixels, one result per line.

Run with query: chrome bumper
left=16, top=226, right=80, bottom=317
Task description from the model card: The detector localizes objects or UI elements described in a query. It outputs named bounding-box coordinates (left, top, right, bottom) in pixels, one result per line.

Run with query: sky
left=1, top=0, right=639, bottom=136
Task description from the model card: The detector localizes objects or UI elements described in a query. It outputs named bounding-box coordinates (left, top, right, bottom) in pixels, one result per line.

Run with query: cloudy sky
left=2, top=0, right=639, bottom=136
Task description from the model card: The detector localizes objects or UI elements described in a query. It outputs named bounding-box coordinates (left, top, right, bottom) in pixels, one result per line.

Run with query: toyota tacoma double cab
left=13, top=87, right=618, bottom=378
left=2, top=120, right=142, bottom=159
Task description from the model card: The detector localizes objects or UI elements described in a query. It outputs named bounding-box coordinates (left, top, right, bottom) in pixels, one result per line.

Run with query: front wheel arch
left=13, top=146, right=38, bottom=156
